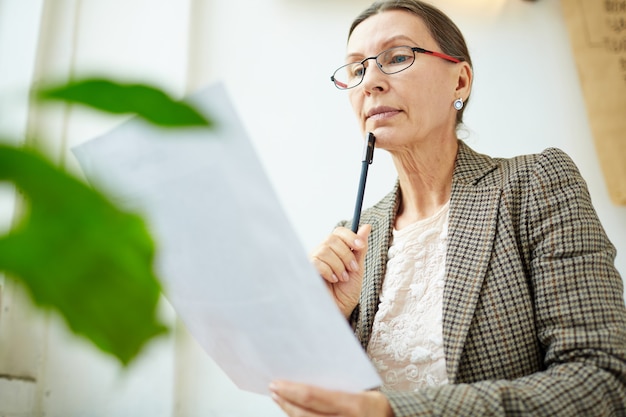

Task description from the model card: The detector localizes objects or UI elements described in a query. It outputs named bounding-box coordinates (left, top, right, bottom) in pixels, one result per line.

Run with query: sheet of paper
left=72, top=82, right=381, bottom=396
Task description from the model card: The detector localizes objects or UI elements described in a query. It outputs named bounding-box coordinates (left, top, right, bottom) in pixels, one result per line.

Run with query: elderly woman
left=270, top=1, right=626, bottom=416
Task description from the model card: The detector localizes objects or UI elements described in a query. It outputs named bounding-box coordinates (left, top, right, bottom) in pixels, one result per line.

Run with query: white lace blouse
left=366, top=202, right=450, bottom=392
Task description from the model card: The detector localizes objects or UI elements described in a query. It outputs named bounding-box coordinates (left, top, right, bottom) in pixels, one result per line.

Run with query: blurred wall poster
left=561, top=0, right=626, bottom=205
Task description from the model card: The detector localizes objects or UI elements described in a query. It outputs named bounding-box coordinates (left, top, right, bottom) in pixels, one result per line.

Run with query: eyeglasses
left=330, top=45, right=461, bottom=90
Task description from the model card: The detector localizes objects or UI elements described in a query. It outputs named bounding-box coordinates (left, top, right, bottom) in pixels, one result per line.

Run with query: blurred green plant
left=39, top=78, right=211, bottom=128
left=0, top=78, right=213, bottom=365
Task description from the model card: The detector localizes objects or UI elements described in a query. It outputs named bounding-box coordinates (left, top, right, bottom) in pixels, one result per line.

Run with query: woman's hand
left=309, top=225, right=371, bottom=318
left=270, top=380, right=393, bottom=417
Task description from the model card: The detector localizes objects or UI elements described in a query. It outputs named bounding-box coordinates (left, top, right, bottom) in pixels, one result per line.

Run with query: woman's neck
left=392, top=138, right=458, bottom=229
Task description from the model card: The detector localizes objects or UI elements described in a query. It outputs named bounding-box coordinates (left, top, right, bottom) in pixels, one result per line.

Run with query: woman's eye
left=390, top=54, right=410, bottom=64
left=351, top=66, right=365, bottom=78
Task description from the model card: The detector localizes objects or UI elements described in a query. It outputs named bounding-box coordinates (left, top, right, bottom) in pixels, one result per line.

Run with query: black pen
left=351, top=132, right=376, bottom=233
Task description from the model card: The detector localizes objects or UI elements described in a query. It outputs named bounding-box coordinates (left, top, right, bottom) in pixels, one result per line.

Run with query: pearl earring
left=454, top=97, right=464, bottom=111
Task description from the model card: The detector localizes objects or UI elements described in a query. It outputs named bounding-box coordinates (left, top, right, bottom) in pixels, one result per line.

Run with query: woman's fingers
left=311, top=235, right=354, bottom=283
left=310, top=225, right=370, bottom=283
left=270, top=381, right=350, bottom=415
left=354, top=224, right=371, bottom=262
left=269, top=380, right=393, bottom=417
left=309, top=225, right=372, bottom=317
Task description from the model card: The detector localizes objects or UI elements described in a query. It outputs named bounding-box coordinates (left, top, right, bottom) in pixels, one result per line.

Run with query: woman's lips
left=366, top=106, right=401, bottom=121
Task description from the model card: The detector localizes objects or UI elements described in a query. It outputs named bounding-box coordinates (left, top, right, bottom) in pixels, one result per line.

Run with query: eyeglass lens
left=331, top=46, right=416, bottom=90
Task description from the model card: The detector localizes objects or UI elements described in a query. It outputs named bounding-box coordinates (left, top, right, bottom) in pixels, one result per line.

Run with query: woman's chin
left=366, top=127, right=396, bottom=144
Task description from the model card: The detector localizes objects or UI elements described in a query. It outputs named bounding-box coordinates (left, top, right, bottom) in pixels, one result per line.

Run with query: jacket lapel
left=443, top=141, right=501, bottom=383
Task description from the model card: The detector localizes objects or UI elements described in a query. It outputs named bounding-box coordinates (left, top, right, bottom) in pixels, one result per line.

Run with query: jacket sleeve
left=385, top=148, right=626, bottom=416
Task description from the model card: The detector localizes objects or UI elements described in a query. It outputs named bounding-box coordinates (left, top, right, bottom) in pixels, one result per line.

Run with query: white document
left=72, top=82, right=381, bottom=396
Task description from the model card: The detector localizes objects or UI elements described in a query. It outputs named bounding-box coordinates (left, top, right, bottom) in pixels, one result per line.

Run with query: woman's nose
left=360, top=61, right=387, bottom=93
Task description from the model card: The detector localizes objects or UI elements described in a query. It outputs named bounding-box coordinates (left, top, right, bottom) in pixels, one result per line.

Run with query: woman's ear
left=455, top=62, right=473, bottom=100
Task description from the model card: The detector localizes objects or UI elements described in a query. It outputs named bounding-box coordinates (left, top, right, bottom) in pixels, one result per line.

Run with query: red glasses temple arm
left=416, top=48, right=461, bottom=63
left=331, top=76, right=348, bottom=89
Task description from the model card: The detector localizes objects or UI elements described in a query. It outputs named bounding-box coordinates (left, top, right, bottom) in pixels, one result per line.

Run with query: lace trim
left=367, top=202, right=450, bottom=392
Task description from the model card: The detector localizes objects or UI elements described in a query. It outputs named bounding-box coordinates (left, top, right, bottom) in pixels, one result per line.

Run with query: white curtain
left=0, top=1, right=284, bottom=415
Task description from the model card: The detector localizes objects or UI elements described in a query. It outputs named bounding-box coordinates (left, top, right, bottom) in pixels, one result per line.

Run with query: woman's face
left=346, top=10, right=469, bottom=150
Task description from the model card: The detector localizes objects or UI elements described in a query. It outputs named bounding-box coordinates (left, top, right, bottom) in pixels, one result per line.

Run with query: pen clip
left=361, top=132, right=376, bottom=164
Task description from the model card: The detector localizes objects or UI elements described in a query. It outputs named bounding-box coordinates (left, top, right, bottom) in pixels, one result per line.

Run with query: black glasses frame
left=330, top=46, right=462, bottom=90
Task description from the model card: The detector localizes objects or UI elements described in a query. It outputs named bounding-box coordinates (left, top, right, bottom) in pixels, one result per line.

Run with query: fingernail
left=270, top=392, right=280, bottom=403
left=354, top=238, right=364, bottom=248
left=332, top=273, right=339, bottom=283
left=342, top=271, right=350, bottom=281
left=350, top=260, right=359, bottom=272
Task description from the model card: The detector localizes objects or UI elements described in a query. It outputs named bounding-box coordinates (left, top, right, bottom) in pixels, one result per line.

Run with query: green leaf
left=37, top=78, right=213, bottom=128
left=0, top=144, right=168, bottom=365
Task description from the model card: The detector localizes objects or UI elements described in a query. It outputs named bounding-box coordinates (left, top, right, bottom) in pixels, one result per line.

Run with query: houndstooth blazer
left=340, top=141, right=626, bottom=416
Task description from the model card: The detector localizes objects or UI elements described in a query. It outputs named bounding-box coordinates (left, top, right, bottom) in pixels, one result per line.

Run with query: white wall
left=201, top=0, right=626, bottom=274
left=0, top=0, right=625, bottom=416
left=234, top=0, right=626, bottom=274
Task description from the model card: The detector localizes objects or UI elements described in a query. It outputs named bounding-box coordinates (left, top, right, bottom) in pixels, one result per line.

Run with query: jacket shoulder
left=478, top=147, right=581, bottom=189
